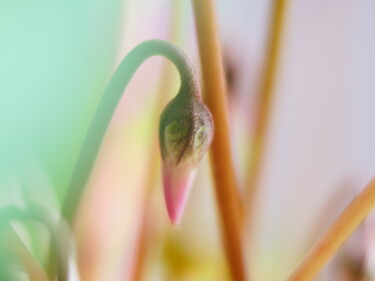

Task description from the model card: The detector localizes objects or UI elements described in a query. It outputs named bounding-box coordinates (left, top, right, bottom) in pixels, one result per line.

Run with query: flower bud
left=159, top=94, right=213, bottom=224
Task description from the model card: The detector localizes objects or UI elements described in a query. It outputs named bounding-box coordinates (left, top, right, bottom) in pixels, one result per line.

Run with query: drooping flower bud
left=159, top=93, right=213, bottom=224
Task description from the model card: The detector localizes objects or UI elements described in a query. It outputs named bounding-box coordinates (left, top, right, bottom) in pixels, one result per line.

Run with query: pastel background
left=1, top=0, right=374, bottom=280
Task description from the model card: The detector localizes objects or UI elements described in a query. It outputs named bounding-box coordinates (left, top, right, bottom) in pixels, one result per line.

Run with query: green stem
left=0, top=205, right=69, bottom=281
left=62, top=40, right=199, bottom=224
left=5, top=227, right=50, bottom=281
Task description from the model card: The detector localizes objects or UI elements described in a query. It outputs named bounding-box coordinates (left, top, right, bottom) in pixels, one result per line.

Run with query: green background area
left=0, top=0, right=124, bottom=202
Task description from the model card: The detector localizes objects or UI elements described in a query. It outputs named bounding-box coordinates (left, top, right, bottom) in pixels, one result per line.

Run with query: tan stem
left=131, top=163, right=159, bottom=281
left=287, top=177, right=375, bottom=281
left=245, top=0, right=288, bottom=232
left=191, top=0, right=247, bottom=280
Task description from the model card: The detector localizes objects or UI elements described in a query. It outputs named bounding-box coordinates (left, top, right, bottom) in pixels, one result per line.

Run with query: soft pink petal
left=162, top=162, right=197, bottom=224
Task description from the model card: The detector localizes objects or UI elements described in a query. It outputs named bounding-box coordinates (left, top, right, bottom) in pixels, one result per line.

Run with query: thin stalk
left=62, top=40, right=199, bottom=225
left=191, top=1, right=247, bottom=280
left=245, top=0, right=288, bottom=237
left=287, top=177, right=375, bottom=281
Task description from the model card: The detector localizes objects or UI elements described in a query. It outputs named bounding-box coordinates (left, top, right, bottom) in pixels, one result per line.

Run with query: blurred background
left=1, top=0, right=375, bottom=280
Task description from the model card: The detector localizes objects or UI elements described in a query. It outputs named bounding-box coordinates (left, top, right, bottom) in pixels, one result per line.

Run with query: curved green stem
left=62, top=40, right=199, bottom=224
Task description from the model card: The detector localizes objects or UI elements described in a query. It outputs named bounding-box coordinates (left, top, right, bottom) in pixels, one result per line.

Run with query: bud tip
left=162, top=163, right=197, bottom=224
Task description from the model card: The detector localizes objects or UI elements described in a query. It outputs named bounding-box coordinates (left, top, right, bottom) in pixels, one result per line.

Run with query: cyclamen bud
left=159, top=92, right=213, bottom=224
left=62, top=39, right=212, bottom=225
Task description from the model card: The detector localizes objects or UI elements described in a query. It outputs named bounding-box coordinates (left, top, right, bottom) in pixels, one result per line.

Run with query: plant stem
left=245, top=0, right=288, bottom=238
left=191, top=0, right=247, bottom=280
left=6, top=227, right=50, bottom=281
left=0, top=206, right=68, bottom=281
left=287, top=177, right=375, bottom=281
left=0, top=208, right=49, bottom=281
left=61, top=40, right=199, bottom=225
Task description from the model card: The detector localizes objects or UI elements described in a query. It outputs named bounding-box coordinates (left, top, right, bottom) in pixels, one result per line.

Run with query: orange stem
left=192, top=0, right=247, bottom=280
left=245, top=0, right=288, bottom=229
left=287, top=177, right=375, bottom=281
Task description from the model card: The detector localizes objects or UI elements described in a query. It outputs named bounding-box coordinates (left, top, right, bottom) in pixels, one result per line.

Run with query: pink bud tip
left=162, top=163, right=197, bottom=224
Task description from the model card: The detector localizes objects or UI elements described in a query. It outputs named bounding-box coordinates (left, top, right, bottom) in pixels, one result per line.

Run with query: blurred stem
left=61, top=40, right=199, bottom=226
left=130, top=70, right=168, bottom=281
left=0, top=206, right=67, bottom=281
left=30, top=204, right=70, bottom=281
left=287, top=177, right=375, bottom=281
left=5, top=227, right=50, bottom=281
left=131, top=3, right=184, bottom=281
left=245, top=0, right=288, bottom=237
left=191, top=0, right=247, bottom=280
